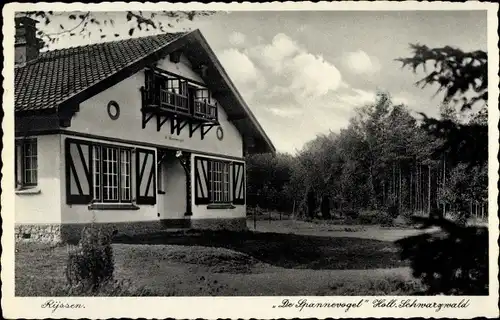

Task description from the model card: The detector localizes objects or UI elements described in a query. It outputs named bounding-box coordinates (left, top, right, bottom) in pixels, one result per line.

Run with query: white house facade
left=14, top=17, right=275, bottom=243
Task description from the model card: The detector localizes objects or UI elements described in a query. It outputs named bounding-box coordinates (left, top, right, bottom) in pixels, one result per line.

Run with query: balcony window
left=194, top=89, right=217, bottom=121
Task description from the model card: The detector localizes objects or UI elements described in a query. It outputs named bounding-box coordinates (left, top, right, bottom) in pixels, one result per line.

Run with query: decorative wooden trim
left=135, top=148, right=156, bottom=205
left=142, top=111, right=155, bottom=129
left=201, top=124, right=216, bottom=140
left=194, top=156, right=210, bottom=204
left=232, top=161, right=245, bottom=205
left=65, top=138, right=93, bottom=204
left=157, top=114, right=169, bottom=132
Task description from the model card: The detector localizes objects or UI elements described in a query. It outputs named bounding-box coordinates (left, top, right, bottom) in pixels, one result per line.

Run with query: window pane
left=92, top=146, right=101, bottom=201
left=120, top=149, right=131, bottom=201
left=22, top=139, right=37, bottom=185
left=208, top=160, right=230, bottom=203
left=102, top=147, right=119, bottom=201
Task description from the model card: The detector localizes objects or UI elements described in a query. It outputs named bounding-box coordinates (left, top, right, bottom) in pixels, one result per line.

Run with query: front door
left=156, top=149, right=191, bottom=227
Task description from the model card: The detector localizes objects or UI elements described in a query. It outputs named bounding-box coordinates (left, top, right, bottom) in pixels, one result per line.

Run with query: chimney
left=15, top=16, right=43, bottom=65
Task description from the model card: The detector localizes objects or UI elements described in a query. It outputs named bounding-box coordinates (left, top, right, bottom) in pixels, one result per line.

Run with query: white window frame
left=209, top=160, right=230, bottom=204
left=15, top=138, right=38, bottom=188
left=92, top=144, right=131, bottom=203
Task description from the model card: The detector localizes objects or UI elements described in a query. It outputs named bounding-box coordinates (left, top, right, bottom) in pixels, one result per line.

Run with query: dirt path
left=247, top=219, right=440, bottom=242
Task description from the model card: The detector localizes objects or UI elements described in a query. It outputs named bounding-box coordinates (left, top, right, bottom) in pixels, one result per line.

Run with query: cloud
left=219, top=48, right=259, bottom=85
left=344, top=50, right=380, bottom=74
left=248, top=33, right=343, bottom=100
left=229, top=31, right=246, bottom=46
left=287, top=52, right=343, bottom=98
left=218, top=48, right=265, bottom=101
left=218, top=34, right=381, bottom=153
left=259, top=33, right=300, bottom=73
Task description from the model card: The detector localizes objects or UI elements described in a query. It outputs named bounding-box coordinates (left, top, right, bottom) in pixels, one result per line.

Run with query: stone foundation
left=15, top=218, right=247, bottom=244
left=191, top=217, right=247, bottom=231
left=15, top=224, right=62, bottom=243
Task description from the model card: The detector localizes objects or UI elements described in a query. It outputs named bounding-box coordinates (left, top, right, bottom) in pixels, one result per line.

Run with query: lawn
left=15, top=229, right=426, bottom=296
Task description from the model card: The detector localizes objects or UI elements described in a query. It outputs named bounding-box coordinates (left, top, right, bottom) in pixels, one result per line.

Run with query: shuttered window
left=91, top=145, right=131, bottom=203
left=194, top=157, right=244, bottom=205
left=66, top=138, right=149, bottom=205
left=209, top=161, right=230, bottom=203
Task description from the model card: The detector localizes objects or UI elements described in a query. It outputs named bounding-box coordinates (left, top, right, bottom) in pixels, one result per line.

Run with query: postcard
left=2, top=1, right=499, bottom=318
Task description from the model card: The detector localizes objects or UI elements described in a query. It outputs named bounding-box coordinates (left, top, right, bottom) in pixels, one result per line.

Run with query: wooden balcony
left=193, top=99, right=218, bottom=122
left=159, top=89, right=190, bottom=116
left=141, top=69, right=220, bottom=139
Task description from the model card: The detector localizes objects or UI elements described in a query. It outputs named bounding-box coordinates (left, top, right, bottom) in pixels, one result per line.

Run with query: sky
left=36, top=10, right=488, bottom=153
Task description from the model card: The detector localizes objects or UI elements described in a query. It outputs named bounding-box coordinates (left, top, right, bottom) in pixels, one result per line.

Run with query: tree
left=396, top=43, right=489, bottom=295
left=397, top=44, right=488, bottom=167
left=20, top=11, right=215, bottom=47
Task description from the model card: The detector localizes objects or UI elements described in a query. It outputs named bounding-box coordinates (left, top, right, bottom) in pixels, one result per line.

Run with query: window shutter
left=66, top=138, right=93, bottom=204
left=233, top=162, right=245, bottom=205
left=194, top=157, right=210, bottom=204
left=136, top=148, right=156, bottom=205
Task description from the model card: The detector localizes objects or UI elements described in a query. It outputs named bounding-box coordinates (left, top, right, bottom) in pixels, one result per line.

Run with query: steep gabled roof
left=14, top=30, right=275, bottom=154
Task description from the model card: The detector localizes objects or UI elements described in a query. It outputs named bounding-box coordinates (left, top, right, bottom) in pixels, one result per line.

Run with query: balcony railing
left=143, top=89, right=218, bottom=123
left=159, top=89, right=190, bottom=115
left=194, top=99, right=218, bottom=122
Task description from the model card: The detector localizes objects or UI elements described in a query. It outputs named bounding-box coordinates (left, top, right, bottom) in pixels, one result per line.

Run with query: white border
left=2, top=2, right=499, bottom=319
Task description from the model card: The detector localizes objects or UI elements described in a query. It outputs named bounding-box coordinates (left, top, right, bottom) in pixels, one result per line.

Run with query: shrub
left=396, top=217, right=488, bottom=295
left=65, top=225, right=116, bottom=291
left=358, top=210, right=394, bottom=226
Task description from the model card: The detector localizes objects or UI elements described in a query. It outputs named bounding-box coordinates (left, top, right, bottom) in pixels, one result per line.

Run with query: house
left=14, top=16, right=275, bottom=243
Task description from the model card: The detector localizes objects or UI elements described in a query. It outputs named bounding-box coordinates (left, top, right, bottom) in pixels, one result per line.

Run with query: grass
left=16, top=229, right=424, bottom=296
left=114, top=229, right=409, bottom=270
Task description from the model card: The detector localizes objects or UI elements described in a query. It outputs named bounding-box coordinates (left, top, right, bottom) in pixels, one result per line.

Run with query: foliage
left=396, top=217, right=488, bottom=295
left=397, top=44, right=488, bottom=166
left=20, top=11, right=215, bottom=47
left=396, top=44, right=487, bottom=111
left=65, top=225, right=116, bottom=291
left=246, top=91, right=486, bottom=224
left=438, top=163, right=488, bottom=221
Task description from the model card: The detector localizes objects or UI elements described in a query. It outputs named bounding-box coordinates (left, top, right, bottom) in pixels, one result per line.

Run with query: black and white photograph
left=2, top=2, right=499, bottom=319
